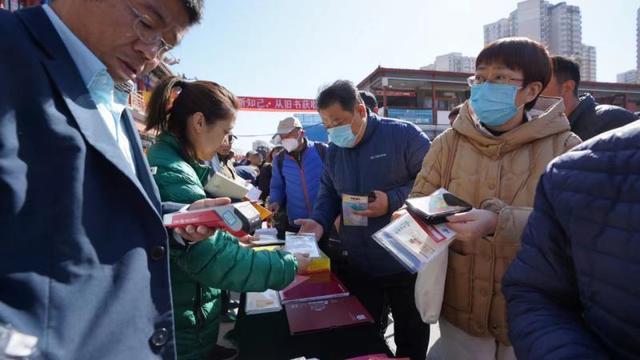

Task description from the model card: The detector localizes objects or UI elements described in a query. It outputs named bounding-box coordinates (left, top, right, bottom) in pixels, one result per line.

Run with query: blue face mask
left=470, top=82, right=523, bottom=127
left=327, top=124, right=357, bottom=148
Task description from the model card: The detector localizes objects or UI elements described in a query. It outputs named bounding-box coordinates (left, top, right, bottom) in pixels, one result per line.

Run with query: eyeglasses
left=322, top=119, right=349, bottom=129
left=467, top=75, right=524, bottom=87
left=127, top=2, right=174, bottom=59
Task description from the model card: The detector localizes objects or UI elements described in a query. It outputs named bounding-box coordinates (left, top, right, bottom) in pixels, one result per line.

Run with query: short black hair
left=476, top=37, right=552, bottom=110
left=359, top=90, right=378, bottom=111
left=550, top=55, right=581, bottom=96
left=317, top=80, right=363, bottom=112
left=181, top=0, right=205, bottom=25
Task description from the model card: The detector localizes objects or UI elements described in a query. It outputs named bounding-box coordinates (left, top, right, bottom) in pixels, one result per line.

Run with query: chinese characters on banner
left=239, top=97, right=318, bottom=112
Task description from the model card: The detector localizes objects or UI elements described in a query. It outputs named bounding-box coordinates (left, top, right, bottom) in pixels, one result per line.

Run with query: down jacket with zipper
left=147, top=133, right=298, bottom=360
left=409, top=97, right=581, bottom=344
left=270, top=139, right=327, bottom=224
left=503, top=121, right=640, bottom=359
left=311, top=113, right=431, bottom=276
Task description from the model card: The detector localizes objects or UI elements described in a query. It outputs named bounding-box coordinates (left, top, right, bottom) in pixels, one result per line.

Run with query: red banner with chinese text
left=238, top=97, right=317, bottom=112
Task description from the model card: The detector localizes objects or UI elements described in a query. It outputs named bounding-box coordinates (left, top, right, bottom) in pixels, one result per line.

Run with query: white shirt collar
left=42, top=4, right=105, bottom=87
left=43, top=5, right=128, bottom=110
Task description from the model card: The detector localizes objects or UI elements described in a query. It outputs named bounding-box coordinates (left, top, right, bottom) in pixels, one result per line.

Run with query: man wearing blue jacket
left=298, top=80, right=431, bottom=359
left=503, top=122, right=640, bottom=359
left=268, top=116, right=327, bottom=233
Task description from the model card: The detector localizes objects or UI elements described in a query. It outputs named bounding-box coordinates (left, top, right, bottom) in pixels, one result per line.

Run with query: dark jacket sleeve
left=257, top=163, right=272, bottom=202
left=386, top=124, right=431, bottom=213
left=502, top=172, right=608, bottom=359
left=594, top=105, right=639, bottom=137
left=311, top=154, right=341, bottom=233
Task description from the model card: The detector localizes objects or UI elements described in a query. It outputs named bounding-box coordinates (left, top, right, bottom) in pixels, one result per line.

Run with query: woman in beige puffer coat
left=400, top=37, right=581, bottom=359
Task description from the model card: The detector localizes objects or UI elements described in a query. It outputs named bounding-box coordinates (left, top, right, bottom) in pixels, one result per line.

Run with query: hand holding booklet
left=373, top=189, right=462, bottom=273
left=405, top=188, right=472, bottom=224
left=342, top=194, right=368, bottom=226
left=284, top=232, right=320, bottom=258
left=251, top=228, right=285, bottom=246
left=205, top=171, right=263, bottom=200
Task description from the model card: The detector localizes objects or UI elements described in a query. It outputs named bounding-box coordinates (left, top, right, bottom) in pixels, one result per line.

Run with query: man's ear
left=562, top=80, right=576, bottom=97
left=356, top=103, right=367, bottom=118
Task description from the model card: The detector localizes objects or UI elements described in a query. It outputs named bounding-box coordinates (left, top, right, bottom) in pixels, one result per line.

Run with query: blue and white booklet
left=373, top=213, right=456, bottom=273
left=342, top=194, right=368, bottom=226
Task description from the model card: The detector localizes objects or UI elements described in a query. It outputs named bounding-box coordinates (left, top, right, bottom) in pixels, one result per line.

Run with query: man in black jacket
left=542, top=55, right=638, bottom=140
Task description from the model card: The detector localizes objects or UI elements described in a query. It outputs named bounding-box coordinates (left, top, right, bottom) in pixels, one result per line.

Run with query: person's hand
left=391, top=207, right=408, bottom=221
left=446, top=209, right=498, bottom=241
left=239, top=234, right=255, bottom=245
left=294, top=219, right=324, bottom=241
left=174, top=197, right=232, bottom=243
left=188, top=197, right=232, bottom=210
left=352, top=190, right=389, bottom=218
left=294, top=253, right=311, bottom=274
left=267, top=202, right=280, bottom=213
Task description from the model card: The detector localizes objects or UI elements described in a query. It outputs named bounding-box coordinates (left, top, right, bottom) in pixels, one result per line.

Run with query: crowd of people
left=1, top=0, right=639, bottom=360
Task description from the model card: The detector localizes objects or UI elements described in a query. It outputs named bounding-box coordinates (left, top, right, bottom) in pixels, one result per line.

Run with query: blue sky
left=170, top=0, right=639, bottom=151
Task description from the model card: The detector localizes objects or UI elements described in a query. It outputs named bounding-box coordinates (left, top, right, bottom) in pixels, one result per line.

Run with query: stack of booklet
left=204, top=171, right=262, bottom=201
left=244, top=266, right=351, bottom=318
left=246, top=235, right=374, bottom=335
left=284, top=296, right=373, bottom=335
left=279, top=272, right=349, bottom=305
left=373, top=189, right=463, bottom=273
left=244, top=233, right=329, bottom=316
left=279, top=272, right=374, bottom=335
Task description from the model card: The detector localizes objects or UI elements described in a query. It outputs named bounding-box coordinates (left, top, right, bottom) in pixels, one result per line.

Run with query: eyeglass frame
left=467, top=74, right=524, bottom=87
left=127, top=1, right=174, bottom=58
left=320, top=106, right=365, bottom=129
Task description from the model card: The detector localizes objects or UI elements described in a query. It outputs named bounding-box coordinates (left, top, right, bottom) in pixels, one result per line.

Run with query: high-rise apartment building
left=484, top=0, right=596, bottom=80
left=580, top=44, right=597, bottom=81
left=548, top=2, right=582, bottom=57
left=617, top=70, right=638, bottom=84
left=421, top=53, right=476, bottom=73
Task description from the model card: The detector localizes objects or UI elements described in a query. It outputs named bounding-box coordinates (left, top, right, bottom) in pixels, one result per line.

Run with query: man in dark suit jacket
left=0, top=1, right=221, bottom=359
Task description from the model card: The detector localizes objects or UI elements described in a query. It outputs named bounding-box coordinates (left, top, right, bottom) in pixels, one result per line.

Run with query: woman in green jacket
left=145, top=77, right=308, bottom=360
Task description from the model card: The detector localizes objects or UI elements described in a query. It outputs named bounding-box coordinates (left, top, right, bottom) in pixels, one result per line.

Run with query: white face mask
left=281, top=138, right=299, bottom=152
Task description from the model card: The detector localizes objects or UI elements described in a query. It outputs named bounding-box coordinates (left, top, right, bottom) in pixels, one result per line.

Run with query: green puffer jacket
left=147, top=133, right=298, bottom=360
